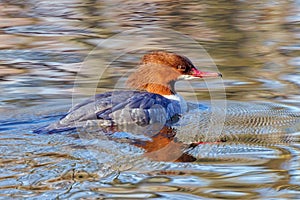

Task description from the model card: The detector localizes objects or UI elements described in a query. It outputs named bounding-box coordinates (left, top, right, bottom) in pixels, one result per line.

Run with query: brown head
left=127, top=51, right=222, bottom=96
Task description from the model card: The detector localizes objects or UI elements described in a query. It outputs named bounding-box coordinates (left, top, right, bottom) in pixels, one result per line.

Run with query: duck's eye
left=177, top=65, right=186, bottom=71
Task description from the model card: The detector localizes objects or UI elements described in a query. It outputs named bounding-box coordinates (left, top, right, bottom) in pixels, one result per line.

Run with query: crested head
left=127, top=51, right=222, bottom=96
left=141, top=51, right=195, bottom=73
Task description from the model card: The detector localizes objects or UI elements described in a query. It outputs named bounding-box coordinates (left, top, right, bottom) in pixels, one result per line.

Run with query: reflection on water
left=0, top=0, right=300, bottom=199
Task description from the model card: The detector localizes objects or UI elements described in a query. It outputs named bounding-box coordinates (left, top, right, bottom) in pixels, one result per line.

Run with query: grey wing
left=35, top=91, right=176, bottom=134
left=97, top=93, right=173, bottom=126
left=59, top=92, right=114, bottom=124
left=59, top=91, right=144, bottom=125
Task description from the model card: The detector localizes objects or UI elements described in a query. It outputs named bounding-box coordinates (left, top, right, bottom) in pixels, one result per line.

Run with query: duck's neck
left=145, top=83, right=176, bottom=96
left=127, top=64, right=180, bottom=96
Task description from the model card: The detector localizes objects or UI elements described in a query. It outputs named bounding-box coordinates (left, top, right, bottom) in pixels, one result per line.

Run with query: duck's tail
left=33, top=121, right=77, bottom=134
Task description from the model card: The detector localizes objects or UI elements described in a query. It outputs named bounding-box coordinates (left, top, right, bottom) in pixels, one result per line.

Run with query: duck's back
left=35, top=91, right=182, bottom=134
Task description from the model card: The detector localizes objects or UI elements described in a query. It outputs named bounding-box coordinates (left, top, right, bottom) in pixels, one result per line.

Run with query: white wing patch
left=163, top=94, right=188, bottom=113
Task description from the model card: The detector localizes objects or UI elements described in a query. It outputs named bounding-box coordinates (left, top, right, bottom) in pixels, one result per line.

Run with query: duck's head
left=127, top=51, right=222, bottom=96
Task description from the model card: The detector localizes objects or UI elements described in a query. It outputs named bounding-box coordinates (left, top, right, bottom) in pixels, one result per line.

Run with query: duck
left=35, top=51, right=222, bottom=136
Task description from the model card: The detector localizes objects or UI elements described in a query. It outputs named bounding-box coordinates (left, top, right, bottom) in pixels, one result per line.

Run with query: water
left=0, top=0, right=300, bottom=199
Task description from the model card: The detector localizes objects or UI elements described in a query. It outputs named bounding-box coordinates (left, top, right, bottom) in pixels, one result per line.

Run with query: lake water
left=0, top=0, right=300, bottom=199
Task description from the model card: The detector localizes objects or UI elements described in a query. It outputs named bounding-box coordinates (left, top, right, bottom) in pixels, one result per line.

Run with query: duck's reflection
left=117, top=126, right=197, bottom=162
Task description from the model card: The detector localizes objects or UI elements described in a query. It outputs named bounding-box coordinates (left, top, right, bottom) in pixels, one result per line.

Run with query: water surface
left=0, top=0, right=300, bottom=199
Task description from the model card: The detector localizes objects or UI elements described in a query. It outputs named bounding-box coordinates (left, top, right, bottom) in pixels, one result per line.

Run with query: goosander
left=36, top=51, right=221, bottom=134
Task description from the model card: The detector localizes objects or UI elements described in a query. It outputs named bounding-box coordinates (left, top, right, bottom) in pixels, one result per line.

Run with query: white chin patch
left=178, top=75, right=199, bottom=80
